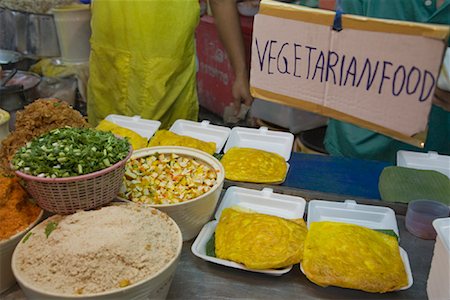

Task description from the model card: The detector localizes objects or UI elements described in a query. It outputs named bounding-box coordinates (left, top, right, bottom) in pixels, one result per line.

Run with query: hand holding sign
left=250, top=1, right=449, bottom=147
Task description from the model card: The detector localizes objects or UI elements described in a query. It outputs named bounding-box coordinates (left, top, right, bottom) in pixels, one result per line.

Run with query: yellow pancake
left=215, top=208, right=307, bottom=269
left=221, top=147, right=287, bottom=183
left=148, top=130, right=216, bottom=155
left=302, top=221, right=408, bottom=293
left=96, top=119, right=147, bottom=150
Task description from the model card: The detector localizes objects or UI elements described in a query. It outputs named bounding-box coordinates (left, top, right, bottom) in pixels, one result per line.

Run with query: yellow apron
left=87, top=0, right=199, bottom=128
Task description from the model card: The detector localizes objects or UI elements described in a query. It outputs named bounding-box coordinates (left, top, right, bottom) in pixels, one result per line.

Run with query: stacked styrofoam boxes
left=427, top=218, right=450, bottom=300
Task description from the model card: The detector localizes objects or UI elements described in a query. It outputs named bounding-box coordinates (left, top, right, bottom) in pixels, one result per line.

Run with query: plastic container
left=427, top=218, right=450, bottom=300
left=397, top=150, right=450, bottom=179
left=0, top=209, right=43, bottom=293
left=250, top=99, right=328, bottom=133
left=169, top=119, right=231, bottom=153
left=191, top=186, right=306, bottom=275
left=405, top=199, right=450, bottom=240
left=117, top=146, right=225, bottom=241
left=105, top=114, right=161, bottom=140
left=52, top=4, right=91, bottom=63
left=307, top=199, right=400, bottom=236
left=304, top=199, right=413, bottom=291
left=224, top=126, right=294, bottom=160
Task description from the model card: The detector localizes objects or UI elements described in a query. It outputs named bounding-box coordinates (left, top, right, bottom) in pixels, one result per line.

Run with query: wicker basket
left=15, top=149, right=132, bottom=215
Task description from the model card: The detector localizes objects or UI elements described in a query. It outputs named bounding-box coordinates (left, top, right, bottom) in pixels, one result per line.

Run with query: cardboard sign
left=250, top=0, right=449, bottom=147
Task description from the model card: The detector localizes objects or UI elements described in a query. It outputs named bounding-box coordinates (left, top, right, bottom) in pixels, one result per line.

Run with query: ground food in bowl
left=121, top=153, right=218, bottom=205
left=14, top=204, right=181, bottom=295
left=0, top=176, right=41, bottom=240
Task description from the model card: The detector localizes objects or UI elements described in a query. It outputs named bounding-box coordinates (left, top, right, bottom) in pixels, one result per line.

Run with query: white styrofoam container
left=105, top=114, right=161, bottom=140
left=307, top=200, right=399, bottom=237
left=169, top=119, right=231, bottom=153
left=224, top=126, right=294, bottom=161
left=250, top=99, right=328, bottom=133
left=304, top=199, right=413, bottom=291
left=191, top=187, right=306, bottom=276
left=397, top=150, right=450, bottom=179
left=427, top=218, right=450, bottom=300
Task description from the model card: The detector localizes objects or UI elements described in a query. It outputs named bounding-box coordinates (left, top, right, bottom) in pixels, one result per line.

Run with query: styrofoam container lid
left=169, top=119, right=231, bottom=153
left=307, top=200, right=399, bottom=237
left=224, top=127, right=294, bottom=161
left=215, top=186, right=305, bottom=220
left=191, top=186, right=306, bottom=276
left=397, top=150, right=450, bottom=179
left=105, top=114, right=161, bottom=140
left=433, top=217, right=450, bottom=252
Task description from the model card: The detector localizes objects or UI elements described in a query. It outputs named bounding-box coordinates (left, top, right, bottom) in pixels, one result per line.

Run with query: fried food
left=148, top=130, right=216, bottom=155
left=96, top=119, right=147, bottom=150
left=302, top=221, right=408, bottom=293
left=220, top=147, right=287, bottom=183
left=0, top=176, right=41, bottom=240
left=0, top=98, right=89, bottom=174
left=215, top=207, right=307, bottom=269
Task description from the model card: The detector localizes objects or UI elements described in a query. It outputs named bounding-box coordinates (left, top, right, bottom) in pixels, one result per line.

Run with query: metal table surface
left=1, top=184, right=435, bottom=300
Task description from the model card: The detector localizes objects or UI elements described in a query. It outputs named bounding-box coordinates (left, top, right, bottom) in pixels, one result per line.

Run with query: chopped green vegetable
left=22, top=232, right=33, bottom=243
left=205, top=232, right=216, bottom=257
left=12, top=127, right=130, bottom=178
left=45, top=221, right=58, bottom=238
left=374, top=229, right=399, bottom=241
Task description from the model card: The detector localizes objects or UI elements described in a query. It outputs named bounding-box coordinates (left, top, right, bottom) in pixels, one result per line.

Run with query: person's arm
left=209, top=0, right=253, bottom=115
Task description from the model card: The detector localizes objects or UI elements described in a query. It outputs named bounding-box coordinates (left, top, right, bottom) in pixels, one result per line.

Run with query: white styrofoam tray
left=433, top=217, right=450, bottom=252
left=191, top=186, right=306, bottom=276
left=397, top=150, right=450, bottom=179
left=299, top=247, right=414, bottom=291
left=169, top=119, right=231, bottom=153
left=224, top=126, right=294, bottom=161
left=307, top=200, right=400, bottom=237
left=105, top=114, right=161, bottom=140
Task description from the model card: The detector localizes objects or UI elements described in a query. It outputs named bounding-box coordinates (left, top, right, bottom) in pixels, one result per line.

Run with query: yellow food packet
left=302, top=221, right=408, bottom=293
left=221, top=147, right=287, bottom=183
left=96, top=119, right=147, bottom=150
left=215, top=207, right=308, bottom=269
left=148, top=130, right=216, bottom=155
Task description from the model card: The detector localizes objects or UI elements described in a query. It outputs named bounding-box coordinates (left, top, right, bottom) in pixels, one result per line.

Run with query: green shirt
left=324, top=0, right=450, bottom=163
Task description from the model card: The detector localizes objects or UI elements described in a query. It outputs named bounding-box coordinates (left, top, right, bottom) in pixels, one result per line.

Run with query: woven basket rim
left=14, top=147, right=132, bottom=183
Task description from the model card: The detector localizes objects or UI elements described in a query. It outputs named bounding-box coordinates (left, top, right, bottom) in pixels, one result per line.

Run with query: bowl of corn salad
left=118, top=146, right=225, bottom=241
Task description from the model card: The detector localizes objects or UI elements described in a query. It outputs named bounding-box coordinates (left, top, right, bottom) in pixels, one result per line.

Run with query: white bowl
left=0, top=209, right=43, bottom=293
left=11, top=205, right=183, bottom=300
left=118, top=146, right=225, bottom=241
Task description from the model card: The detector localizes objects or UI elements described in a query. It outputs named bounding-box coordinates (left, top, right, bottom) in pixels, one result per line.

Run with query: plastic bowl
left=118, top=146, right=225, bottom=241
left=405, top=199, right=450, bottom=240
left=11, top=204, right=183, bottom=300
left=0, top=209, right=43, bottom=293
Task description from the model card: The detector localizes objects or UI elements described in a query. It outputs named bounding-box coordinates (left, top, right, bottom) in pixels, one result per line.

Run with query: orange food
left=0, top=176, right=41, bottom=240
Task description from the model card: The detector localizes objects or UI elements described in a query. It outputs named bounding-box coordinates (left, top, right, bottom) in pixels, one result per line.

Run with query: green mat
left=379, top=166, right=450, bottom=205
